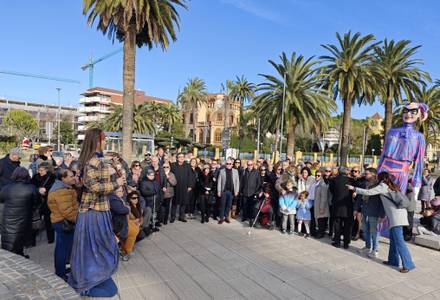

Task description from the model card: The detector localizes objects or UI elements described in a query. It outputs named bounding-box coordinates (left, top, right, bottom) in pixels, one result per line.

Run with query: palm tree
left=252, top=52, right=336, bottom=157
left=230, top=76, right=255, bottom=151
left=83, top=0, right=187, bottom=160
left=89, top=103, right=155, bottom=134
left=373, top=39, right=430, bottom=135
left=160, top=103, right=182, bottom=132
left=320, top=31, right=379, bottom=166
left=178, top=77, right=208, bottom=142
left=417, top=84, right=440, bottom=147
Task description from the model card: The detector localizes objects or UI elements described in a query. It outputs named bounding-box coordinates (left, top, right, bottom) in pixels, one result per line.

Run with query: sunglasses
left=131, top=197, right=139, bottom=200
left=402, top=108, right=419, bottom=115
left=226, top=163, right=233, bottom=165
left=352, top=170, right=359, bottom=173
left=316, top=174, right=321, bottom=177
left=325, top=170, right=331, bottom=173
left=260, top=169, right=266, bottom=172
left=134, top=164, right=140, bottom=167
left=163, top=166, right=170, bottom=169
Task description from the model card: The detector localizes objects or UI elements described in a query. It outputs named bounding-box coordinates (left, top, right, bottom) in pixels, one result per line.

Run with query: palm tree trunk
left=384, top=96, right=393, bottom=136
left=122, top=25, right=136, bottom=162
left=192, top=106, right=196, bottom=142
left=168, top=115, right=172, bottom=133
left=340, top=98, right=352, bottom=166
left=286, top=122, right=296, bottom=158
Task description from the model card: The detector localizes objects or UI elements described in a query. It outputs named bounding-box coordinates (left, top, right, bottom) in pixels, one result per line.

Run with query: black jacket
left=109, top=193, right=129, bottom=239
left=31, top=173, right=56, bottom=206
left=329, top=174, right=354, bottom=218
left=241, top=168, right=262, bottom=197
left=434, top=177, right=440, bottom=197
left=0, top=181, right=39, bottom=252
left=0, top=155, right=20, bottom=190
left=139, top=179, right=159, bottom=208
left=198, top=173, right=214, bottom=196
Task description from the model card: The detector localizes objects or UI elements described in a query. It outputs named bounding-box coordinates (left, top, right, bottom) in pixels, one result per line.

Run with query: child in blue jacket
left=279, top=180, right=298, bottom=235
left=296, top=191, right=312, bottom=238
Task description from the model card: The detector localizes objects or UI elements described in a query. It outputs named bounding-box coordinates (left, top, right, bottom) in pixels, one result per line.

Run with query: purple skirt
left=68, top=210, right=118, bottom=293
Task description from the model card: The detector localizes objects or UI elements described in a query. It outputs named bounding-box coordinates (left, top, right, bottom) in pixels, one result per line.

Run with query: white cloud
left=220, top=0, right=288, bottom=25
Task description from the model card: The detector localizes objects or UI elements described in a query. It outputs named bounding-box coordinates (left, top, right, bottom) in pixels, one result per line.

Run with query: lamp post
left=279, top=72, right=287, bottom=158
left=56, top=88, right=61, bottom=151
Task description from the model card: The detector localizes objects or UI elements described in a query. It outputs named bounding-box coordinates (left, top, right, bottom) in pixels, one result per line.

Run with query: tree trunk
left=122, top=25, right=136, bottom=162
left=168, top=115, right=172, bottom=133
left=238, top=99, right=243, bottom=152
left=340, top=98, right=352, bottom=167
left=192, top=106, right=196, bottom=142
left=384, top=96, right=393, bottom=137
left=286, top=122, right=296, bottom=158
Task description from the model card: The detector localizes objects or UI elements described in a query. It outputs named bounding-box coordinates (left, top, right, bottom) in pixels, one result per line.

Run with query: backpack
left=383, top=190, right=411, bottom=209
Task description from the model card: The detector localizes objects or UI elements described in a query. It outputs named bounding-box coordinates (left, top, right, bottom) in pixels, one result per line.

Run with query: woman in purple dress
left=378, top=102, right=428, bottom=236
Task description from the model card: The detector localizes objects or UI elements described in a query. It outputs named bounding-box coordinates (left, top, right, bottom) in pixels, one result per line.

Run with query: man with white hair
left=217, top=159, right=240, bottom=224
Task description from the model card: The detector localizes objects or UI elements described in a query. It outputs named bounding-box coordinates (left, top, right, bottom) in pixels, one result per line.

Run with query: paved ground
left=26, top=216, right=440, bottom=300
left=0, top=249, right=78, bottom=299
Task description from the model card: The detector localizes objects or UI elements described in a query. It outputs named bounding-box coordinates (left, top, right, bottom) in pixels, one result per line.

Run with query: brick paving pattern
left=0, top=249, right=79, bottom=299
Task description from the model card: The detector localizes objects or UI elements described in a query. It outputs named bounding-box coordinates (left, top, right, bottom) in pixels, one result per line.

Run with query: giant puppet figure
left=378, top=102, right=428, bottom=236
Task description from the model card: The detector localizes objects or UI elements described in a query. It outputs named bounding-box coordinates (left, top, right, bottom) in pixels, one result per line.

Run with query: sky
left=0, top=0, right=439, bottom=119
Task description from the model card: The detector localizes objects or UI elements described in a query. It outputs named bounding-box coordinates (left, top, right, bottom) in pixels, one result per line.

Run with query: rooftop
left=81, top=87, right=172, bottom=106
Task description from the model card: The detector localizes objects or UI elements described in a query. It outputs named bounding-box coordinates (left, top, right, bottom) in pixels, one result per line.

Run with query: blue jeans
left=388, top=226, right=415, bottom=270
left=52, top=221, right=74, bottom=278
left=362, top=216, right=379, bottom=251
left=219, top=191, right=233, bottom=220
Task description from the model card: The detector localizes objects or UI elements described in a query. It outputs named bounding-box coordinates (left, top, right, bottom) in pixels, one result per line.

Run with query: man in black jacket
left=0, top=148, right=21, bottom=232
left=0, top=148, right=21, bottom=190
left=329, top=167, right=354, bottom=249
left=240, top=160, right=261, bottom=223
left=170, top=153, right=192, bottom=223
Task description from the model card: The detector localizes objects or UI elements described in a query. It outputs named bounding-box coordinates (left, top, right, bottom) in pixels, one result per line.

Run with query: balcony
left=79, top=96, right=111, bottom=105
left=78, top=115, right=100, bottom=122
left=79, top=106, right=111, bottom=114
left=77, top=125, right=87, bottom=131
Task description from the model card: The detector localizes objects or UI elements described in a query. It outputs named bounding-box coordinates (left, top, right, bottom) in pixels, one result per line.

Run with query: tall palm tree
left=230, top=76, right=255, bottom=151
left=252, top=52, right=336, bottom=157
left=417, top=84, right=440, bottom=147
left=83, top=0, right=187, bottom=160
left=160, top=103, right=182, bottom=132
left=320, top=31, right=379, bottom=166
left=178, top=77, right=208, bottom=142
left=90, top=103, right=155, bottom=134
left=373, top=39, right=430, bottom=136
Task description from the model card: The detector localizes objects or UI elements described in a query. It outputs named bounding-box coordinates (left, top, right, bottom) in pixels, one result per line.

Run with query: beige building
left=367, top=112, right=383, bottom=135
left=182, top=93, right=240, bottom=145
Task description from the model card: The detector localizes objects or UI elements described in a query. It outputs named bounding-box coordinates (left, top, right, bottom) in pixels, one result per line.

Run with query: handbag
left=32, top=209, right=44, bottom=231
left=61, top=219, right=75, bottom=233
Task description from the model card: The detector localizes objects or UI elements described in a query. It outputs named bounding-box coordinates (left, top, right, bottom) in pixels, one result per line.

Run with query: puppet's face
left=402, top=102, right=421, bottom=124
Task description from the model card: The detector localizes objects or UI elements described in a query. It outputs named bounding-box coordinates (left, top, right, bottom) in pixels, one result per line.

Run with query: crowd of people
left=0, top=127, right=439, bottom=297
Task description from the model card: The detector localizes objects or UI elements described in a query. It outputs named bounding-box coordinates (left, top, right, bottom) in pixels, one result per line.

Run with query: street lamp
left=279, top=72, right=287, bottom=158
left=56, top=88, right=61, bottom=151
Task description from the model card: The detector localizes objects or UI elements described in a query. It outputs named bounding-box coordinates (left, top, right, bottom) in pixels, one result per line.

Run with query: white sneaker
left=358, top=247, right=371, bottom=255
left=368, top=251, right=379, bottom=258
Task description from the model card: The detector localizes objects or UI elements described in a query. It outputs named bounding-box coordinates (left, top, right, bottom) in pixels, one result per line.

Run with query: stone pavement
left=27, top=218, right=440, bottom=300
left=0, top=248, right=78, bottom=299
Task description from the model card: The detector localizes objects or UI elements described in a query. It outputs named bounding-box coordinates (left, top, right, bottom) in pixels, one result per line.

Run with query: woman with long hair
left=348, top=172, right=415, bottom=273
left=68, top=128, right=125, bottom=297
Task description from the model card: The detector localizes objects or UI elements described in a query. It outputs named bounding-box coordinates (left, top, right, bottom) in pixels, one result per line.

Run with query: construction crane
left=81, top=48, right=123, bottom=88
left=0, top=70, right=80, bottom=84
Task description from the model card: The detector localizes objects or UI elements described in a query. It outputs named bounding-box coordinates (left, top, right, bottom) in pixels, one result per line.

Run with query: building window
left=216, top=113, right=223, bottom=122
left=229, top=115, right=234, bottom=126
left=214, top=129, right=222, bottom=143
left=189, top=113, right=193, bottom=124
